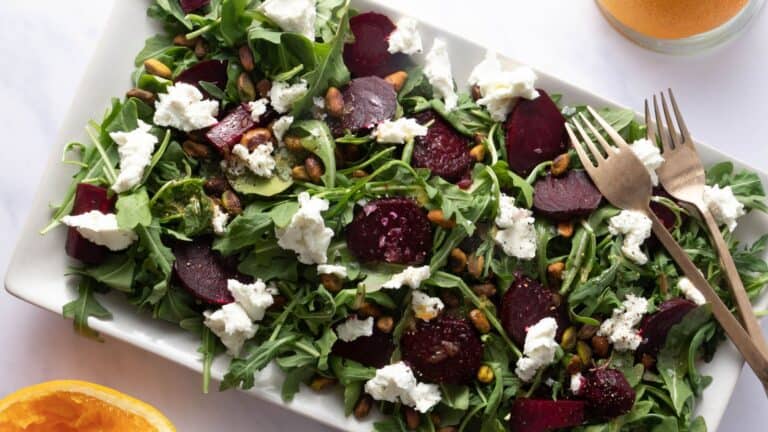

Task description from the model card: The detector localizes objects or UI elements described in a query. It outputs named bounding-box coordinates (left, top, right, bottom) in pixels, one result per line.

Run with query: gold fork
left=566, top=107, right=768, bottom=389
left=648, top=89, right=768, bottom=356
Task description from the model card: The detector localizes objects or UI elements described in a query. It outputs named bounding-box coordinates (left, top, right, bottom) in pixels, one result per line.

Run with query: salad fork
left=647, top=89, right=768, bottom=356
left=566, top=107, right=768, bottom=389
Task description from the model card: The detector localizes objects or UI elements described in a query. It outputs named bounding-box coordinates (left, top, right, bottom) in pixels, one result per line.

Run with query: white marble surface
left=1, top=0, right=767, bottom=430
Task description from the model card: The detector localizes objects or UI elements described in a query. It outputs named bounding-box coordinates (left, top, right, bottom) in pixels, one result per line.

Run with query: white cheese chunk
left=629, top=138, right=664, bottom=186
left=608, top=210, right=653, bottom=265
left=494, top=194, right=537, bottom=259
left=317, top=264, right=348, bottom=278
left=109, top=120, right=158, bottom=193
left=312, top=96, right=327, bottom=120
left=211, top=204, right=229, bottom=235
left=335, top=316, right=374, bottom=342
left=703, top=184, right=745, bottom=232
left=231, top=143, right=276, bottom=178
left=597, top=294, right=648, bottom=352
left=364, top=362, right=441, bottom=413
left=570, top=372, right=584, bottom=395
left=468, top=51, right=539, bottom=122
left=423, top=38, right=458, bottom=111
left=269, top=80, right=308, bottom=114
left=373, top=118, right=428, bottom=144
left=203, top=303, right=258, bottom=357
left=153, top=82, right=219, bottom=132
left=382, top=266, right=431, bottom=289
left=271, top=115, right=294, bottom=146
left=514, top=317, right=559, bottom=382
left=387, top=17, right=423, bottom=55
left=678, top=277, right=706, bottom=306
left=227, top=279, right=277, bottom=321
left=61, top=210, right=137, bottom=251
left=275, top=192, right=334, bottom=265
left=411, top=290, right=444, bottom=321
left=258, top=0, right=316, bottom=40
left=248, top=98, right=269, bottom=122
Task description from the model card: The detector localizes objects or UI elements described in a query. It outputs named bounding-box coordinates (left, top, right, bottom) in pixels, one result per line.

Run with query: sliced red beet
left=340, top=76, right=397, bottom=134
left=343, top=12, right=406, bottom=77
left=65, top=183, right=116, bottom=265
left=205, top=104, right=254, bottom=155
left=346, top=197, right=432, bottom=265
left=172, top=238, right=248, bottom=305
left=401, top=315, right=484, bottom=384
left=650, top=186, right=677, bottom=230
left=505, top=90, right=567, bottom=176
left=331, top=325, right=395, bottom=369
left=501, top=274, right=569, bottom=346
left=636, top=298, right=697, bottom=359
left=412, top=110, right=474, bottom=183
left=533, top=170, right=603, bottom=221
left=582, top=368, right=636, bottom=420
left=175, top=60, right=228, bottom=98
left=509, top=399, right=586, bottom=432
left=180, top=0, right=209, bottom=13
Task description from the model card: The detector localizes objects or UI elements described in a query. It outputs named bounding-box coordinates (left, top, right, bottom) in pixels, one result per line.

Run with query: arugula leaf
left=213, top=203, right=274, bottom=255
left=220, top=0, right=250, bottom=46
left=221, top=334, right=299, bottom=390
left=199, top=324, right=223, bottom=393
left=116, top=188, right=152, bottom=229
left=62, top=277, right=112, bottom=339
left=491, top=161, right=534, bottom=208
left=70, top=255, right=136, bottom=293
left=149, top=0, right=193, bottom=29
left=294, top=120, right=337, bottom=187
left=706, top=161, right=768, bottom=212
left=150, top=178, right=213, bottom=236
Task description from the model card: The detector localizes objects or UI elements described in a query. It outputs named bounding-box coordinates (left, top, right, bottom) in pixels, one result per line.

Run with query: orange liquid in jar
left=598, top=0, right=749, bottom=39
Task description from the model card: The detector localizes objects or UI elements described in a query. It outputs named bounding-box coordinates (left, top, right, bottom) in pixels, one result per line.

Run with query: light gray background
left=1, top=1, right=767, bottom=430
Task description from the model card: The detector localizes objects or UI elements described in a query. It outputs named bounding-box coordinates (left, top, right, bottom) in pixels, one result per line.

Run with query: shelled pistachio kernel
left=449, top=248, right=467, bottom=273
left=560, top=326, right=577, bottom=351
left=325, top=87, right=344, bottom=118
left=384, top=71, right=408, bottom=92
left=237, top=72, right=256, bottom=101
left=310, top=376, right=336, bottom=391
left=319, top=273, right=342, bottom=293
left=477, top=365, right=494, bottom=383
left=551, top=152, right=571, bottom=176
left=427, top=209, right=456, bottom=229
left=404, top=407, right=420, bottom=430
left=304, top=156, right=324, bottom=183
left=467, top=254, right=484, bottom=279
left=354, top=395, right=373, bottom=419
left=143, top=58, right=172, bottom=79
left=576, top=341, right=593, bottom=366
left=469, top=309, right=491, bottom=334
left=557, top=221, right=574, bottom=238
left=376, top=316, right=394, bottom=334
left=469, top=144, right=485, bottom=162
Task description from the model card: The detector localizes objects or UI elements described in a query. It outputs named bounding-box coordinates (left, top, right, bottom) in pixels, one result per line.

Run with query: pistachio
left=404, top=407, right=420, bottom=430
left=469, top=144, right=486, bottom=162
left=283, top=135, right=304, bottom=153
left=353, top=395, right=373, bottom=419
left=376, top=316, right=394, bottom=334
left=577, top=325, right=599, bottom=340
left=576, top=341, right=593, bottom=366
left=469, top=309, right=491, bottom=334
left=325, top=86, right=344, bottom=118
left=351, top=169, right=368, bottom=178
left=427, top=209, right=456, bottom=229
left=429, top=413, right=441, bottom=426
left=476, top=365, right=495, bottom=384
left=557, top=221, right=574, bottom=238
left=659, top=273, right=669, bottom=296
left=449, top=248, right=467, bottom=273
left=221, top=190, right=243, bottom=215
left=194, top=38, right=207, bottom=58
left=319, top=273, right=342, bottom=293
left=126, top=87, right=155, bottom=105
left=440, top=289, right=461, bottom=308
left=241, top=128, right=272, bottom=150
left=591, top=335, right=610, bottom=358
left=173, top=34, right=198, bottom=47
left=237, top=72, right=256, bottom=101
left=203, top=177, right=229, bottom=195
left=384, top=71, right=408, bottom=92
left=467, top=254, right=485, bottom=279
left=471, top=283, right=497, bottom=298
left=473, top=132, right=486, bottom=145
left=291, top=166, right=310, bottom=181
left=182, top=140, right=210, bottom=159
left=144, top=58, right=172, bottom=79
left=256, top=79, right=272, bottom=98
left=356, top=301, right=382, bottom=318
left=547, top=261, right=565, bottom=281
left=305, top=155, right=324, bottom=183
left=470, top=84, right=482, bottom=101
left=560, top=326, right=577, bottom=351
left=551, top=152, right=571, bottom=176
left=310, top=376, right=336, bottom=391
left=238, top=45, right=255, bottom=72
left=641, top=353, right=656, bottom=370
left=565, top=354, right=583, bottom=374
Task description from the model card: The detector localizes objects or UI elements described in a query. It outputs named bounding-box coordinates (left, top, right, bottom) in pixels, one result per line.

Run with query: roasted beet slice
left=340, top=76, right=397, bottom=134
left=505, top=90, right=567, bottom=176
left=636, top=298, right=697, bottom=359
left=205, top=104, right=254, bottom=155
left=650, top=186, right=677, bottom=230
left=412, top=110, right=474, bottom=183
left=582, top=368, right=636, bottom=420
left=175, top=60, right=228, bottom=97
left=346, top=197, right=432, bottom=265
left=65, top=183, right=116, bottom=265
left=509, top=399, right=586, bottom=432
left=401, top=315, right=483, bottom=384
left=501, top=274, right=568, bottom=346
left=180, top=0, right=209, bottom=13
left=331, top=326, right=395, bottom=368
left=533, top=170, right=603, bottom=221
left=172, top=238, right=247, bottom=305
left=343, top=12, right=405, bottom=77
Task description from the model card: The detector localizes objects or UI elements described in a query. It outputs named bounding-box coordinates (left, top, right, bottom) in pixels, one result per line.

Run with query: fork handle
left=697, top=204, right=768, bottom=357
left=644, top=207, right=768, bottom=391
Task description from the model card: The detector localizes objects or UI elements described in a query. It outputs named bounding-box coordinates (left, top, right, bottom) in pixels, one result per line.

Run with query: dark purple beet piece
left=636, top=298, right=697, bottom=359
left=509, top=399, right=586, bottom=432
left=501, top=274, right=569, bottom=346
left=401, top=315, right=484, bottom=384
left=582, top=368, right=636, bottom=420
left=343, top=12, right=404, bottom=77
left=533, top=170, right=603, bottom=221
left=172, top=238, right=247, bottom=305
left=175, top=60, right=228, bottom=97
left=650, top=186, right=677, bottom=230
left=346, top=197, right=432, bottom=265
left=412, top=110, right=474, bottom=183
left=340, top=76, right=397, bottom=134
left=505, top=90, right=567, bottom=176
left=65, top=183, right=116, bottom=265
left=331, top=325, right=395, bottom=368
left=205, top=104, right=254, bottom=155
left=180, top=0, right=209, bottom=13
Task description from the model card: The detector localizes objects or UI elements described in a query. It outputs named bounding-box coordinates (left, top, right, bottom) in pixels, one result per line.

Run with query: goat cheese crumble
left=269, top=80, right=308, bottom=114
left=598, top=294, right=648, bottom=352
left=272, top=116, right=294, bottom=146
left=248, top=98, right=269, bottom=122
left=423, top=38, right=458, bottom=111
left=629, top=138, right=664, bottom=186
left=335, top=316, right=374, bottom=342
left=317, top=264, right=348, bottom=278
left=211, top=204, right=229, bottom=235
left=227, top=279, right=277, bottom=321
left=275, top=192, right=334, bottom=265
left=203, top=303, right=258, bottom=357
left=364, top=362, right=441, bottom=413
left=678, top=277, right=706, bottom=306
left=703, top=184, right=745, bottom=232
left=411, top=290, right=444, bottom=321
left=515, top=317, right=559, bottom=382
left=258, top=0, right=316, bottom=40
left=608, top=210, right=653, bottom=265
left=231, top=143, right=276, bottom=177
left=494, top=194, right=537, bottom=259
left=387, top=17, right=423, bottom=55
left=468, top=51, right=539, bottom=122
left=382, top=266, right=431, bottom=289
left=153, top=82, right=219, bottom=132
left=109, top=120, right=158, bottom=193
left=61, top=210, right=137, bottom=251
left=570, top=372, right=584, bottom=395
left=373, top=118, right=428, bottom=144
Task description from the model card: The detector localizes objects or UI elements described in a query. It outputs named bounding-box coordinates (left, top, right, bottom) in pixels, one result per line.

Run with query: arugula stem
left=85, top=125, right=117, bottom=184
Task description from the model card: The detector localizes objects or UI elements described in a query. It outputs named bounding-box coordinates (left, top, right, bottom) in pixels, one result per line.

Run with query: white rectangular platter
left=6, top=0, right=768, bottom=430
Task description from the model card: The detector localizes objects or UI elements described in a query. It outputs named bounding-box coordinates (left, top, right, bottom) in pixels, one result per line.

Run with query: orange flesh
left=598, top=0, right=748, bottom=39
left=0, top=392, right=157, bottom=432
